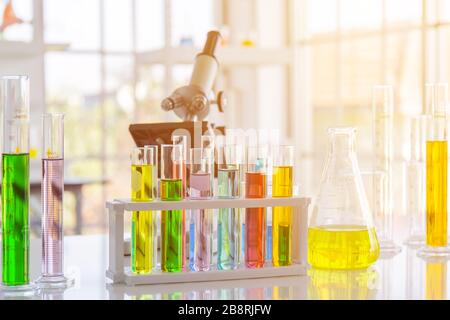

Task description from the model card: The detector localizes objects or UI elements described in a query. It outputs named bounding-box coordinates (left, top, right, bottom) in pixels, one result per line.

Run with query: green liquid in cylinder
left=2, top=153, right=30, bottom=285
left=160, top=179, right=184, bottom=272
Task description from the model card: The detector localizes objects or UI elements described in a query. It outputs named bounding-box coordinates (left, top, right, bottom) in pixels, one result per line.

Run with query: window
left=296, top=0, right=450, bottom=199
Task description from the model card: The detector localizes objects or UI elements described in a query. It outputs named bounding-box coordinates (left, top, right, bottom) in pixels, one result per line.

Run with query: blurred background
left=0, top=0, right=449, bottom=235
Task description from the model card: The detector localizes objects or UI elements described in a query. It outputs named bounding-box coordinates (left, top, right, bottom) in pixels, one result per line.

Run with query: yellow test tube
left=131, top=147, right=154, bottom=274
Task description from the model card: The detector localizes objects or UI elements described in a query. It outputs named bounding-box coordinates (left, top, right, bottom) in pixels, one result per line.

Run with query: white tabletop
left=18, top=233, right=450, bottom=300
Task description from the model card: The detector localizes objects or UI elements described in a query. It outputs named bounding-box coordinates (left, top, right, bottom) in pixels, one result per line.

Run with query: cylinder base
left=0, top=282, right=38, bottom=298
left=37, top=275, right=75, bottom=289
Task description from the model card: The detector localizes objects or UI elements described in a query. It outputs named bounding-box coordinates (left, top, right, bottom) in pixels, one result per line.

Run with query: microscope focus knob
left=161, top=94, right=183, bottom=111
left=190, top=94, right=208, bottom=113
left=217, top=91, right=227, bottom=113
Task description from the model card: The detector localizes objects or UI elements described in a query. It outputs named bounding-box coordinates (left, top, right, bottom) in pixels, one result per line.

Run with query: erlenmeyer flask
left=308, top=127, right=380, bottom=270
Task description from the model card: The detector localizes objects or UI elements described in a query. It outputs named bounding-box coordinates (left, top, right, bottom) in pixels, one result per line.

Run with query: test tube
left=272, top=145, right=294, bottom=266
left=37, top=113, right=73, bottom=288
left=130, top=146, right=154, bottom=274
left=404, top=115, right=428, bottom=246
left=160, top=144, right=185, bottom=272
left=1, top=76, right=34, bottom=292
left=189, top=148, right=213, bottom=271
left=217, top=145, right=242, bottom=270
left=245, top=146, right=268, bottom=268
left=418, top=83, right=450, bottom=258
left=144, top=144, right=159, bottom=269
left=172, top=135, right=187, bottom=269
left=372, top=85, right=401, bottom=254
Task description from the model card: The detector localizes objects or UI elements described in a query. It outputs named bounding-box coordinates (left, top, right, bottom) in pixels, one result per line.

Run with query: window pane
left=171, top=0, right=214, bottom=47
left=305, top=0, right=337, bottom=36
left=104, top=55, right=135, bottom=157
left=136, top=0, right=164, bottom=51
left=104, top=0, right=132, bottom=52
left=340, top=0, right=382, bottom=32
left=136, top=64, right=166, bottom=122
left=386, top=0, right=421, bottom=25
left=0, top=0, right=33, bottom=42
left=45, top=52, right=102, bottom=158
left=44, top=0, right=100, bottom=50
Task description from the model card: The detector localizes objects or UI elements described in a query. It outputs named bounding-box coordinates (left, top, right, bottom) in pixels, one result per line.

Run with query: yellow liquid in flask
left=426, top=141, right=448, bottom=247
left=308, top=225, right=379, bottom=270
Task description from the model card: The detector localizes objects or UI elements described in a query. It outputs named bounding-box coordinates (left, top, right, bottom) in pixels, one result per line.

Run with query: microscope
left=129, top=31, right=226, bottom=148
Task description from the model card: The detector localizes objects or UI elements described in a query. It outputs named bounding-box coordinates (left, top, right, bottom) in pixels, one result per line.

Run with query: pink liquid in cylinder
left=41, top=158, right=64, bottom=276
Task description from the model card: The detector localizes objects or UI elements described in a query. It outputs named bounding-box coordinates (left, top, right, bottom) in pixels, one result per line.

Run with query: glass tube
left=418, top=83, right=450, bottom=258
left=245, top=146, right=267, bottom=268
left=160, top=144, right=185, bottom=272
left=1, top=76, right=35, bottom=293
left=272, top=145, right=294, bottom=266
left=189, top=148, right=213, bottom=271
left=172, top=135, right=187, bottom=269
left=217, top=145, right=242, bottom=270
left=37, top=113, right=73, bottom=289
left=404, top=115, right=428, bottom=246
left=372, top=85, right=401, bottom=254
left=144, top=144, right=159, bottom=269
left=130, top=146, right=154, bottom=274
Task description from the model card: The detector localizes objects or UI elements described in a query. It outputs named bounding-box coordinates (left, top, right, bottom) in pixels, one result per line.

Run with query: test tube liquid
left=172, top=136, right=188, bottom=269
left=217, top=166, right=240, bottom=270
left=245, top=172, right=266, bottom=268
left=272, top=165, right=293, bottom=266
left=2, top=153, right=30, bottom=285
left=131, top=149, right=153, bottom=274
left=161, top=178, right=184, bottom=272
left=189, top=148, right=213, bottom=272
left=189, top=173, right=212, bottom=271
left=426, top=140, right=447, bottom=247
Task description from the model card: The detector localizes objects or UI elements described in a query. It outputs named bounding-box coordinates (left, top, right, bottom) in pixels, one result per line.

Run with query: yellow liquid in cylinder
left=272, top=166, right=293, bottom=266
left=131, top=164, right=153, bottom=274
left=426, top=141, right=448, bottom=247
left=426, top=262, right=447, bottom=300
left=308, top=225, right=379, bottom=270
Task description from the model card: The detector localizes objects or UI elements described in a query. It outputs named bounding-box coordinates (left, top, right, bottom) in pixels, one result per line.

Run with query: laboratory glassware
left=1, top=76, right=35, bottom=292
left=130, top=146, right=154, bottom=274
left=372, top=85, right=401, bottom=254
left=37, top=113, right=74, bottom=288
left=144, top=144, right=159, bottom=268
left=160, top=144, right=185, bottom=272
left=189, top=148, right=213, bottom=271
left=172, top=135, right=188, bottom=269
left=272, top=145, right=294, bottom=267
left=308, top=127, right=380, bottom=269
left=245, top=145, right=268, bottom=268
left=217, top=145, right=242, bottom=270
left=404, top=115, right=428, bottom=246
left=418, top=83, right=450, bottom=258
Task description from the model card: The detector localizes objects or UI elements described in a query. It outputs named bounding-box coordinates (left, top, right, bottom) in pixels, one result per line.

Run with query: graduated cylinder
left=423, top=84, right=449, bottom=252
left=1, top=76, right=30, bottom=287
left=40, top=113, right=67, bottom=284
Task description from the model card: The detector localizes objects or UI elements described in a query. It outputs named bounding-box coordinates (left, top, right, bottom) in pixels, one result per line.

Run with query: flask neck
left=329, top=131, right=356, bottom=157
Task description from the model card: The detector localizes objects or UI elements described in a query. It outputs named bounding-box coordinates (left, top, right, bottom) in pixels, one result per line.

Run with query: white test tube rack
left=106, top=197, right=310, bottom=286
